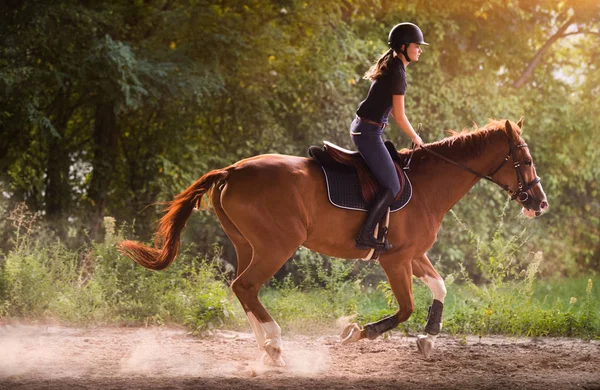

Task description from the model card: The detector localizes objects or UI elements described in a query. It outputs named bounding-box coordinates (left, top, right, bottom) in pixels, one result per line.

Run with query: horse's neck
left=416, top=131, right=508, bottom=216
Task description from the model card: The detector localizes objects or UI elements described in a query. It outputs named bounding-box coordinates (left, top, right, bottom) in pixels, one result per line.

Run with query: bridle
left=418, top=138, right=541, bottom=205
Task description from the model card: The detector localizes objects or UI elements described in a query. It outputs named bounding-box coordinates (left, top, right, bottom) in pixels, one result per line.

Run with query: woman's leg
left=351, top=119, right=401, bottom=197
left=350, top=119, right=400, bottom=250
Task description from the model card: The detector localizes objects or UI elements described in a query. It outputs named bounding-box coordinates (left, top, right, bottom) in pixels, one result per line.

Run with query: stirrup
left=357, top=209, right=391, bottom=257
left=355, top=220, right=387, bottom=250
left=355, top=237, right=386, bottom=250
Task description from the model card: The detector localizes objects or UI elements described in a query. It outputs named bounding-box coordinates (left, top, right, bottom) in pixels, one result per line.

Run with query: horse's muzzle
left=534, top=200, right=549, bottom=217
left=521, top=182, right=549, bottom=217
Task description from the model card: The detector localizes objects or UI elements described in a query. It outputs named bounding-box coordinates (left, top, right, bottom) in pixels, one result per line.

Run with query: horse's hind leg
left=212, top=187, right=268, bottom=352
left=231, top=232, right=305, bottom=366
left=215, top=166, right=308, bottom=366
left=231, top=243, right=300, bottom=366
left=412, top=254, right=447, bottom=358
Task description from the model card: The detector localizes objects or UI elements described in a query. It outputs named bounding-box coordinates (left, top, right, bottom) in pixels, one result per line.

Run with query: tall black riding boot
left=355, top=188, right=395, bottom=250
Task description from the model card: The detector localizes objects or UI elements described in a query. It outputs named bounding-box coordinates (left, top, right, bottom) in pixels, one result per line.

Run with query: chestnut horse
left=119, top=118, right=548, bottom=365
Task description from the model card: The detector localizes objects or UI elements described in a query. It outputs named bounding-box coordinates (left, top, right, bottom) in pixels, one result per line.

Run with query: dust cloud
left=2, top=324, right=600, bottom=389
left=283, top=338, right=331, bottom=375
left=0, top=325, right=331, bottom=381
left=0, top=325, right=89, bottom=379
left=118, top=329, right=208, bottom=376
left=0, top=325, right=218, bottom=379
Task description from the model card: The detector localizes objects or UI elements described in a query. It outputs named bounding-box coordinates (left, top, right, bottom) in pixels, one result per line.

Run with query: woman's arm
left=391, top=95, right=423, bottom=146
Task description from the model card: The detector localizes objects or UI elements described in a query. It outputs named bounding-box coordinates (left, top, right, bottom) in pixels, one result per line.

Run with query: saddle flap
left=384, top=140, right=405, bottom=166
left=316, top=165, right=413, bottom=213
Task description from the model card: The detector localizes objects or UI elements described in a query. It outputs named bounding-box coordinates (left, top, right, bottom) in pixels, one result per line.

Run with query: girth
left=308, top=141, right=406, bottom=204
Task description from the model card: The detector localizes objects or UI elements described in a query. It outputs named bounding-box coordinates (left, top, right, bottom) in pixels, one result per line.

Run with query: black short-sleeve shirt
left=356, top=56, right=406, bottom=124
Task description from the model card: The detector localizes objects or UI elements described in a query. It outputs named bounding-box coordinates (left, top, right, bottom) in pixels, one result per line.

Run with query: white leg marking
left=262, top=320, right=285, bottom=366
left=246, top=312, right=266, bottom=350
left=421, top=275, right=447, bottom=303
left=263, top=321, right=282, bottom=346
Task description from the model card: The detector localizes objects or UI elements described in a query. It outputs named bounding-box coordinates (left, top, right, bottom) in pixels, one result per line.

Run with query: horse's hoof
left=263, top=340, right=286, bottom=367
left=261, top=351, right=286, bottom=367
left=340, top=323, right=362, bottom=344
left=416, top=335, right=434, bottom=359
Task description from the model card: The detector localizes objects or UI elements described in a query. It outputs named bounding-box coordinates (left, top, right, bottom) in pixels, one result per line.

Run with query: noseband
left=420, top=138, right=541, bottom=206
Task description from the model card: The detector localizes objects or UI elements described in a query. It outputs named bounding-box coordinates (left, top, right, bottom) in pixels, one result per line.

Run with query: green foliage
left=442, top=276, right=599, bottom=339
left=1, top=0, right=599, bottom=300
left=371, top=210, right=600, bottom=338
left=437, top=218, right=600, bottom=338
left=0, top=211, right=234, bottom=332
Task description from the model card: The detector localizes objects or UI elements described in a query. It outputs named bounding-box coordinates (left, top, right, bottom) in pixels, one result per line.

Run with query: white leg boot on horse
left=261, top=320, right=284, bottom=366
left=413, top=254, right=447, bottom=358
left=246, top=312, right=267, bottom=350
left=246, top=312, right=284, bottom=366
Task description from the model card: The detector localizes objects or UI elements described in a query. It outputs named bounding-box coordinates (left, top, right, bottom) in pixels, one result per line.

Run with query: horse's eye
left=524, top=160, right=532, bottom=166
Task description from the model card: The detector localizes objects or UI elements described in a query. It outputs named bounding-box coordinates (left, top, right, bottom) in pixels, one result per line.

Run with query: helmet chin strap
left=401, top=44, right=411, bottom=63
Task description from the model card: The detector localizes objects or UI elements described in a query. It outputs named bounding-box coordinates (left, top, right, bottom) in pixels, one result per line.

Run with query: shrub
left=0, top=207, right=234, bottom=332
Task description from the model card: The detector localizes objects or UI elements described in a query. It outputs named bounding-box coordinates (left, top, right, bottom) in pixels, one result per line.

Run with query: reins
left=402, top=123, right=421, bottom=171
left=417, top=138, right=541, bottom=203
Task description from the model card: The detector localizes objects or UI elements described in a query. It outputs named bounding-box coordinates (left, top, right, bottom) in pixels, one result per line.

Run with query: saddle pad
left=320, top=166, right=412, bottom=212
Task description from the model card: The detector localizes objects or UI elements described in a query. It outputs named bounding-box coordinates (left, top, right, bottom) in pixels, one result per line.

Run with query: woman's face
left=406, top=43, right=423, bottom=61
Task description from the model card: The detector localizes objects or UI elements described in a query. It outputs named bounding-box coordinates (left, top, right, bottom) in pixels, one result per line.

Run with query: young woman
left=352, top=22, right=427, bottom=251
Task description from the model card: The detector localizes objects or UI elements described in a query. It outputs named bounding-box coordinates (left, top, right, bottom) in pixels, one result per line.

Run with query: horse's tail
left=118, top=169, right=229, bottom=271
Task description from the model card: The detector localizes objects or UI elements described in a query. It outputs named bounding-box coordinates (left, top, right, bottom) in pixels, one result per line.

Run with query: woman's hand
left=411, top=134, right=424, bottom=147
left=392, top=95, right=424, bottom=147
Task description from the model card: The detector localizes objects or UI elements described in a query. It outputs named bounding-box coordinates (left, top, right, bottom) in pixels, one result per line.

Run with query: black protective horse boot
left=355, top=188, right=395, bottom=250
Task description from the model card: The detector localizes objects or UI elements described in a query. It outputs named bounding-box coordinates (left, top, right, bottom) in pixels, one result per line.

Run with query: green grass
left=440, top=278, right=599, bottom=338
left=534, top=276, right=600, bottom=312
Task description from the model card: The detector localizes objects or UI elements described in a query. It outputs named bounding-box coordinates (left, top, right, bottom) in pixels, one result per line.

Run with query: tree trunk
left=44, top=124, right=71, bottom=237
left=512, top=17, right=574, bottom=88
left=88, top=102, right=119, bottom=239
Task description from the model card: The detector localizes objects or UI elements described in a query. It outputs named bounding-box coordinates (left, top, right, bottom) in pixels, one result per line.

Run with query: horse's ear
left=517, top=117, right=523, bottom=129
left=505, top=120, right=516, bottom=140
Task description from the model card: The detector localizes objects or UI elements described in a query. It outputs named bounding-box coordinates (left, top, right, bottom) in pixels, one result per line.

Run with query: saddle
left=308, top=141, right=406, bottom=205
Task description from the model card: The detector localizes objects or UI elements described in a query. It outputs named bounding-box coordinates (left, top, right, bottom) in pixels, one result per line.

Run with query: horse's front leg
left=412, top=253, right=446, bottom=358
left=340, top=255, right=414, bottom=343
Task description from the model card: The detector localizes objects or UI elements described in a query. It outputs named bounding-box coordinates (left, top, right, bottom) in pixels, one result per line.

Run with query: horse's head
left=489, top=118, right=549, bottom=218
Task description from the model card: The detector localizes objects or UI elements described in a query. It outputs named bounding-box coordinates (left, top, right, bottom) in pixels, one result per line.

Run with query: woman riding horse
left=119, top=118, right=548, bottom=366
left=352, top=23, right=427, bottom=251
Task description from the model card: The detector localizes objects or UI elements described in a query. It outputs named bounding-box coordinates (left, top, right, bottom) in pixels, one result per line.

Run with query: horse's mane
left=400, top=119, right=521, bottom=165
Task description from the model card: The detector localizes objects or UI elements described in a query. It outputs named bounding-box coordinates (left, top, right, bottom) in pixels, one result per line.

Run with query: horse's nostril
left=540, top=200, right=549, bottom=210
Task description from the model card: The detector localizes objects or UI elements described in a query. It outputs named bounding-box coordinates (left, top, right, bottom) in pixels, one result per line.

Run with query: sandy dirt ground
left=0, top=324, right=599, bottom=390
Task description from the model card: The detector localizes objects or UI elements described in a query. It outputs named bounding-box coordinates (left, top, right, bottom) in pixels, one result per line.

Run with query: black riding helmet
left=388, top=23, right=428, bottom=62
